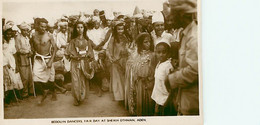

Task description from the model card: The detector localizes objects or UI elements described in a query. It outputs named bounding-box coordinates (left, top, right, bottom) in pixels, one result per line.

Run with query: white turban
left=19, top=22, right=30, bottom=30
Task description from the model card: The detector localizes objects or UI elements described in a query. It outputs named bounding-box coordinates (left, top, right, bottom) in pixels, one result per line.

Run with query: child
left=90, top=50, right=109, bottom=97
left=151, top=40, right=175, bottom=116
left=130, top=33, right=156, bottom=116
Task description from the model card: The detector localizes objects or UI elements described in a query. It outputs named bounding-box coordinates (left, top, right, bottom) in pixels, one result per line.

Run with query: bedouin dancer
left=30, top=18, right=57, bottom=105
left=106, top=21, right=130, bottom=102
left=65, top=21, right=94, bottom=106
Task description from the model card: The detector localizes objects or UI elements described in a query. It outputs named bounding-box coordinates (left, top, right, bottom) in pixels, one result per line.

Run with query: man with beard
left=30, top=18, right=57, bottom=105
left=165, top=0, right=199, bottom=115
left=151, top=12, right=174, bottom=48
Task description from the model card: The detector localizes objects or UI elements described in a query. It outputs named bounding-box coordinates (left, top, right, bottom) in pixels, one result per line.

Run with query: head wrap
left=12, top=25, right=20, bottom=31
left=168, top=0, right=197, bottom=13
left=117, top=14, right=125, bottom=21
left=61, top=16, right=68, bottom=22
left=113, top=20, right=125, bottom=27
left=69, top=15, right=78, bottom=21
left=3, top=21, right=14, bottom=32
left=58, top=22, right=68, bottom=27
left=152, top=12, right=164, bottom=24
left=19, top=22, right=30, bottom=30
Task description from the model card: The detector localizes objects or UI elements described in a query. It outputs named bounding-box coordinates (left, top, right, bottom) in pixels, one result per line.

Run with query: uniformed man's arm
left=167, top=36, right=198, bottom=89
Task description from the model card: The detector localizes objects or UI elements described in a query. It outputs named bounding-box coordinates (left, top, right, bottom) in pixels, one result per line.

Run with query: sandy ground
left=4, top=90, right=130, bottom=119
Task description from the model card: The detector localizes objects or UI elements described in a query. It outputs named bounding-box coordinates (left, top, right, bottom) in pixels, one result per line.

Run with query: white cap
left=152, top=12, right=164, bottom=24
left=106, top=12, right=115, bottom=20
left=156, top=38, right=171, bottom=47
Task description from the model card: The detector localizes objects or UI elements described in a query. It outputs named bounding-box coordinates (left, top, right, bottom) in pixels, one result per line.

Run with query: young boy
left=151, top=41, right=175, bottom=116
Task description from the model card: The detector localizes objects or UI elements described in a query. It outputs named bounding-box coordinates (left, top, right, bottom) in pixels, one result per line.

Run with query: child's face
left=156, top=44, right=169, bottom=62
left=143, top=36, right=151, bottom=51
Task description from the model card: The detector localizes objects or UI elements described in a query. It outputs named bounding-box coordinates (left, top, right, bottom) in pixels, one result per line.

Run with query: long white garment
left=56, top=32, right=68, bottom=49
left=56, top=32, right=70, bottom=72
left=33, top=53, right=55, bottom=83
left=87, top=28, right=105, bottom=60
left=3, top=38, right=23, bottom=90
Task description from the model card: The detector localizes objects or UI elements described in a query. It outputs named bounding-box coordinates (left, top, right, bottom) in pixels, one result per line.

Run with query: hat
left=3, top=21, right=15, bottom=32
left=12, top=25, right=20, bottom=31
left=156, top=38, right=171, bottom=47
left=133, top=6, right=143, bottom=19
left=94, top=9, right=99, bottom=13
left=113, top=20, right=125, bottom=27
left=133, top=6, right=141, bottom=15
left=99, top=10, right=105, bottom=16
left=133, top=13, right=143, bottom=19
left=19, top=22, right=30, bottom=30
left=106, top=12, right=115, bottom=20
left=61, top=16, right=68, bottom=21
left=58, top=22, right=68, bottom=27
left=69, top=15, right=78, bottom=20
left=168, top=0, right=197, bottom=13
left=152, top=12, right=164, bottom=24
left=117, top=14, right=125, bottom=20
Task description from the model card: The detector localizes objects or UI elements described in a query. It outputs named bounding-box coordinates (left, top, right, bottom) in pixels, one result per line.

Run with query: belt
left=34, top=52, right=51, bottom=67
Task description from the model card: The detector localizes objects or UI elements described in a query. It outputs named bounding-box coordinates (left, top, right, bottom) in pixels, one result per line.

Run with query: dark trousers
left=35, top=81, right=55, bottom=95
left=154, top=101, right=177, bottom=116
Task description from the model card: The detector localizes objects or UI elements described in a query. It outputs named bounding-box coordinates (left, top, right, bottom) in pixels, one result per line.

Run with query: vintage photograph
left=1, top=0, right=201, bottom=121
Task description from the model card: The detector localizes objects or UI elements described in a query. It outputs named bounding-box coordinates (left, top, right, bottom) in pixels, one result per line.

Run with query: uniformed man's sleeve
left=168, top=35, right=198, bottom=89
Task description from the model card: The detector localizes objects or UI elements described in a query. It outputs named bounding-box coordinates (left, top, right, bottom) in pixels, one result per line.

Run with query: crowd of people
left=2, top=0, right=199, bottom=116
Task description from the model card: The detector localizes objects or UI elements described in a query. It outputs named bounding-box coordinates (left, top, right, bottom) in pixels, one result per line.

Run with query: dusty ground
left=4, top=90, right=130, bottom=119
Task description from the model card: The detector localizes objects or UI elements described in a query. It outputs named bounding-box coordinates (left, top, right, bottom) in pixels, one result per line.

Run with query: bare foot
left=51, top=92, right=57, bottom=101
left=73, top=99, right=79, bottom=106
left=37, top=90, right=48, bottom=105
